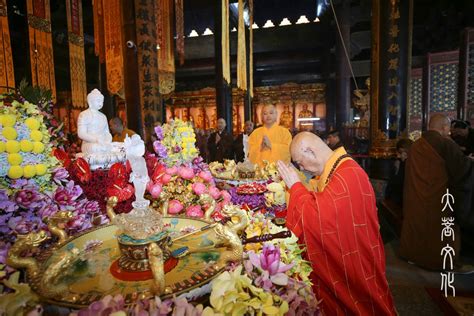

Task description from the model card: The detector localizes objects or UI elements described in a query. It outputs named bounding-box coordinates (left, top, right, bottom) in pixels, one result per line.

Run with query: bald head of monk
left=261, top=104, right=278, bottom=128
left=290, top=132, right=334, bottom=176
left=429, top=113, right=451, bottom=137
left=217, top=118, right=227, bottom=132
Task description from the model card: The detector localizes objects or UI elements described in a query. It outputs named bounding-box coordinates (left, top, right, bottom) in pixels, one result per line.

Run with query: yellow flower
left=23, top=165, right=36, bottom=178
left=32, top=142, right=45, bottom=153
left=2, top=127, right=17, bottom=140
left=20, top=140, right=33, bottom=152
left=25, top=117, right=40, bottom=130
left=30, top=130, right=43, bottom=142
left=6, top=140, right=20, bottom=153
left=0, top=142, right=5, bottom=153
left=0, top=114, right=16, bottom=127
left=8, top=166, right=23, bottom=179
left=35, top=164, right=47, bottom=175
left=7, top=153, right=22, bottom=166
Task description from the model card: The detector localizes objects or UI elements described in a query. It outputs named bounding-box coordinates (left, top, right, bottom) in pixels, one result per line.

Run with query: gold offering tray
left=27, top=217, right=230, bottom=308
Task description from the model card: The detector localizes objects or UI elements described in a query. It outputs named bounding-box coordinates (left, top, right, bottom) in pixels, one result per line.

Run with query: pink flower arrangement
left=209, top=186, right=221, bottom=200
left=168, top=200, right=184, bottom=214
left=166, top=166, right=178, bottom=175
left=198, top=171, right=213, bottom=182
left=185, top=205, right=204, bottom=217
left=192, top=182, right=207, bottom=195
left=149, top=183, right=163, bottom=198
left=178, top=166, right=194, bottom=180
left=146, top=162, right=231, bottom=218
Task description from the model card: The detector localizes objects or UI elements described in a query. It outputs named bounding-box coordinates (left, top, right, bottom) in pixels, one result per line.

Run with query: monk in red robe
left=277, top=132, right=396, bottom=315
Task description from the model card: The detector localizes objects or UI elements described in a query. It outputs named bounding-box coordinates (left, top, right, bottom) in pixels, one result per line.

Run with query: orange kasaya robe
left=248, top=123, right=292, bottom=167
left=286, top=150, right=396, bottom=315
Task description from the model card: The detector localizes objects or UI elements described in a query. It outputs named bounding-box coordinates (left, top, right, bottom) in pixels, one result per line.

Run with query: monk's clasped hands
left=277, top=160, right=300, bottom=189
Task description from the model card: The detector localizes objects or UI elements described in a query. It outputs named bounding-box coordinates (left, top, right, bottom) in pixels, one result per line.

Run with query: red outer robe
left=287, top=160, right=396, bottom=315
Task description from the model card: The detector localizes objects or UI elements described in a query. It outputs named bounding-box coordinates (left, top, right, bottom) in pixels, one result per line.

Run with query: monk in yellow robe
left=248, top=104, right=292, bottom=166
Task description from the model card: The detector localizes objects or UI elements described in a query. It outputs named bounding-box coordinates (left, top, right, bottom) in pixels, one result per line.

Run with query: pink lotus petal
left=277, top=262, right=295, bottom=273
left=198, top=171, right=213, bottom=182
left=268, top=260, right=280, bottom=275
left=166, top=166, right=178, bottom=175
left=161, top=174, right=172, bottom=184
left=270, top=272, right=289, bottom=286
left=149, top=183, right=162, bottom=198
left=248, top=252, right=261, bottom=269
left=168, top=200, right=184, bottom=214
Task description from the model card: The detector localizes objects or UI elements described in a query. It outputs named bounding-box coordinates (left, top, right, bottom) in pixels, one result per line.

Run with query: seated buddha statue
left=78, top=89, right=113, bottom=154
left=77, top=89, right=125, bottom=169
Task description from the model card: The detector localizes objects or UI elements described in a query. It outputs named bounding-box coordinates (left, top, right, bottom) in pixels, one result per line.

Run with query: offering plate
left=27, top=217, right=230, bottom=308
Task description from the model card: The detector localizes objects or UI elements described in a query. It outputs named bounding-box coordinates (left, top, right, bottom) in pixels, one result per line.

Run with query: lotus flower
left=209, top=186, right=221, bottom=200
left=168, top=200, right=184, bottom=214
left=248, top=243, right=294, bottom=286
left=185, top=205, right=204, bottom=218
left=178, top=166, right=194, bottom=180
left=149, top=183, right=162, bottom=198
left=14, top=189, right=44, bottom=209
left=192, top=182, right=207, bottom=195
left=166, top=166, right=178, bottom=175
left=198, top=171, right=213, bottom=182
left=53, top=167, right=69, bottom=184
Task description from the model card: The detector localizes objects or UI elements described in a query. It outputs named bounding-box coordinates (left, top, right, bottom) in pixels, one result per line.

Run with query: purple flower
left=38, top=203, right=59, bottom=218
left=53, top=167, right=69, bottom=184
left=77, top=200, right=100, bottom=215
left=154, top=125, right=164, bottom=140
left=8, top=215, right=43, bottom=234
left=10, top=179, right=28, bottom=189
left=153, top=141, right=168, bottom=158
left=53, top=181, right=83, bottom=210
left=14, top=189, right=45, bottom=209
left=0, top=242, right=10, bottom=265
left=248, top=243, right=294, bottom=287
left=67, top=214, right=92, bottom=231
left=0, top=214, right=13, bottom=234
left=173, top=145, right=181, bottom=153
left=229, top=187, right=266, bottom=209
left=0, top=190, right=17, bottom=213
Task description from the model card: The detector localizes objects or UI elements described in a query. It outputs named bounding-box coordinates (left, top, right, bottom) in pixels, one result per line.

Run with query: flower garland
left=0, top=93, right=102, bottom=273
left=153, top=120, right=199, bottom=167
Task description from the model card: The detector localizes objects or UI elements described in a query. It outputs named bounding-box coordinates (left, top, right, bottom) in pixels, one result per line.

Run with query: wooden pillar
left=215, top=0, right=232, bottom=133
left=335, top=1, right=351, bottom=131
left=121, top=0, right=142, bottom=135
left=244, top=20, right=252, bottom=122
left=458, top=28, right=474, bottom=122
left=370, top=0, right=412, bottom=159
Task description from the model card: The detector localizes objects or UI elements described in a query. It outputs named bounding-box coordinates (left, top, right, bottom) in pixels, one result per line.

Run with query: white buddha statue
left=76, top=89, right=125, bottom=169
left=77, top=89, right=113, bottom=154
